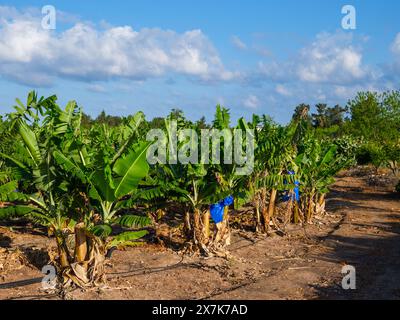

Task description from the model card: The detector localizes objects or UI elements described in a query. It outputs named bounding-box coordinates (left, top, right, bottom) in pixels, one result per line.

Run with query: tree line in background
left=0, top=89, right=398, bottom=293
left=292, top=91, right=400, bottom=178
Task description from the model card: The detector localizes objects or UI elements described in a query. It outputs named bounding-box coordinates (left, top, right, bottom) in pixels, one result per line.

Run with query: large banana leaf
left=0, top=205, right=35, bottom=219
left=113, top=141, right=151, bottom=198
left=91, top=224, right=113, bottom=237
left=53, top=101, right=77, bottom=135
left=111, top=111, right=145, bottom=165
left=319, top=145, right=338, bottom=166
left=107, top=230, right=148, bottom=248
left=115, top=214, right=151, bottom=228
left=53, top=150, right=88, bottom=182
left=90, top=169, right=116, bottom=202
left=53, top=150, right=103, bottom=202
left=17, top=120, right=42, bottom=165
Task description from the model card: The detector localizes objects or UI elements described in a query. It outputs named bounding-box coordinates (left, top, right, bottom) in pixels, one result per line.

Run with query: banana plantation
left=0, top=92, right=352, bottom=288
left=0, top=91, right=399, bottom=300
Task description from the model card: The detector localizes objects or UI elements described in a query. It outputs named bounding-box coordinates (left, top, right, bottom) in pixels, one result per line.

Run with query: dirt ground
left=1, top=171, right=399, bottom=300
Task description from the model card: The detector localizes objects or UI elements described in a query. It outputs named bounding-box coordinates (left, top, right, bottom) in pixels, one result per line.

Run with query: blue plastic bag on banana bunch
left=222, top=195, right=234, bottom=206
left=283, top=171, right=300, bottom=202
left=209, top=195, right=234, bottom=223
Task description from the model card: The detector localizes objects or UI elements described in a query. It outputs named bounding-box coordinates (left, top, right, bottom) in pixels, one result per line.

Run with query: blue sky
left=0, top=0, right=399, bottom=123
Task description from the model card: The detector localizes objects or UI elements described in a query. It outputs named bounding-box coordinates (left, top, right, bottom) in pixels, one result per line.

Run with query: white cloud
left=243, top=94, right=260, bottom=109
left=231, top=35, right=247, bottom=50
left=252, top=31, right=377, bottom=86
left=296, top=32, right=367, bottom=84
left=0, top=6, right=237, bottom=86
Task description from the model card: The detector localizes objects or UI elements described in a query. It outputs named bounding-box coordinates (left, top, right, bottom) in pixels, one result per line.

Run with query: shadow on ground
left=310, top=185, right=400, bottom=300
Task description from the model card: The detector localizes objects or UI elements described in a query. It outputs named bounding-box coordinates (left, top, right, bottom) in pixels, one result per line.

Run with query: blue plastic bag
left=209, top=195, right=234, bottom=224
left=283, top=171, right=300, bottom=202
left=293, top=181, right=300, bottom=202
left=210, top=202, right=224, bottom=224
left=222, top=195, right=234, bottom=207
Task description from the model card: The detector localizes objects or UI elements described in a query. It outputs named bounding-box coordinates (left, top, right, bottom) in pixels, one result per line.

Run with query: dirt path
left=216, top=175, right=400, bottom=300
left=0, top=175, right=399, bottom=300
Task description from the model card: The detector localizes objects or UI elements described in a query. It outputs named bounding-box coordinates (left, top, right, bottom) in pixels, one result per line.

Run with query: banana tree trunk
left=56, top=234, right=70, bottom=269
left=293, top=200, right=300, bottom=224
left=223, top=205, right=231, bottom=246
left=192, top=208, right=207, bottom=251
left=260, top=189, right=267, bottom=232
left=253, top=193, right=262, bottom=232
left=265, top=188, right=277, bottom=231
left=184, top=211, right=191, bottom=238
left=52, top=226, right=109, bottom=288
left=214, top=206, right=231, bottom=247
left=255, top=200, right=261, bottom=232
left=316, top=194, right=326, bottom=216
left=74, top=223, right=88, bottom=263
left=203, top=209, right=210, bottom=243
left=62, top=234, right=106, bottom=288
left=306, top=192, right=315, bottom=222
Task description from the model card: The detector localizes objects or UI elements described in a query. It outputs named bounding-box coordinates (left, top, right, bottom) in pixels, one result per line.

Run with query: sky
left=0, top=0, right=399, bottom=123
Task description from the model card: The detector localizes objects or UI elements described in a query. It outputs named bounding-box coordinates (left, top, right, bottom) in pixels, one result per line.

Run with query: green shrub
left=356, top=143, right=385, bottom=168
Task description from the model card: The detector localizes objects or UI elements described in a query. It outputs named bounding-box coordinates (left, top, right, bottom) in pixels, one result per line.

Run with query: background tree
left=292, top=103, right=312, bottom=125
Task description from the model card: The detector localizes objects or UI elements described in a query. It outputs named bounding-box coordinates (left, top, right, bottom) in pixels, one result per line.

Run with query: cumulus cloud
left=239, top=30, right=394, bottom=111
left=251, top=31, right=379, bottom=86
left=0, top=6, right=237, bottom=86
left=296, top=32, right=368, bottom=84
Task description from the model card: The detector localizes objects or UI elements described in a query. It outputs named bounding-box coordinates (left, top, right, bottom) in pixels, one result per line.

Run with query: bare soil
left=1, top=173, right=399, bottom=300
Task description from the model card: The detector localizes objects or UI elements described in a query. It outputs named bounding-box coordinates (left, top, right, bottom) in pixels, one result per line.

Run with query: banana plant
left=247, top=116, right=298, bottom=233
left=170, top=119, right=218, bottom=253
left=207, top=107, right=251, bottom=248
left=0, top=92, right=87, bottom=280
left=0, top=93, right=152, bottom=288
left=295, top=136, right=353, bottom=222
left=51, top=116, right=152, bottom=287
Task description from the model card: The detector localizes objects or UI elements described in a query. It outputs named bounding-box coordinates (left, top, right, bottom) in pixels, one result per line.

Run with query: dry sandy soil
left=1, top=171, right=399, bottom=300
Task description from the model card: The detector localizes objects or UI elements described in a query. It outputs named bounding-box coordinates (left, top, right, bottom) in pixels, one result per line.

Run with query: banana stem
left=266, top=189, right=277, bottom=229
left=203, top=210, right=210, bottom=242
left=74, top=223, right=88, bottom=263
left=307, top=193, right=315, bottom=222
left=255, top=202, right=261, bottom=232
left=56, top=234, right=70, bottom=269
left=184, top=211, right=191, bottom=237
left=294, top=201, right=299, bottom=224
